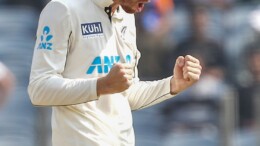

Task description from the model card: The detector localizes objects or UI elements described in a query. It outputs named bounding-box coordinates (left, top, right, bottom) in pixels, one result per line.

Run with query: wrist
left=97, top=77, right=110, bottom=96
left=170, top=77, right=180, bottom=95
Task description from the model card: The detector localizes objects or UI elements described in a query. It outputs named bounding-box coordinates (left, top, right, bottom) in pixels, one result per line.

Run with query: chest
left=66, top=4, right=139, bottom=76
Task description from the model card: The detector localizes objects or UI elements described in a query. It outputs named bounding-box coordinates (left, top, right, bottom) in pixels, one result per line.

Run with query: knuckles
left=118, top=70, right=126, bottom=76
left=185, top=55, right=191, bottom=61
left=114, top=63, right=124, bottom=69
left=107, top=63, right=134, bottom=93
left=187, top=72, right=200, bottom=81
left=192, top=75, right=200, bottom=81
left=185, top=61, right=192, bottom=66
left=185, top=55, right=200, bottom=64
left=122, top=76, right=128, bottom=82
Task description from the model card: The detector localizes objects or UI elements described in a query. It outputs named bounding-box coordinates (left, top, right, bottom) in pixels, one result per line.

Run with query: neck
left=110, top=2, right=120, bottom=15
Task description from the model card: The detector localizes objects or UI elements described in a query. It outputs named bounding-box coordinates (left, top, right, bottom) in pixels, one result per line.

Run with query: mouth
left=137, top=3, right=144, bottom=12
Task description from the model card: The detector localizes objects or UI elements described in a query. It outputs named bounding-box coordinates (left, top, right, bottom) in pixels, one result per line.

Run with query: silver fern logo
left=38, top=26, right=53, bottom=50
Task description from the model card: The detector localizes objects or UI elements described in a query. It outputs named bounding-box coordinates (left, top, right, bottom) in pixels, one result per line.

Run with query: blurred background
left=0, top=0, right=260, bottom=146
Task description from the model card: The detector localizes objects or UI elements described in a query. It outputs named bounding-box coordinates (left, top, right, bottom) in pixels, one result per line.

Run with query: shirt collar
left=92, top=0, right=124, bottom=20
left=113, top=6, right=124, bottom=20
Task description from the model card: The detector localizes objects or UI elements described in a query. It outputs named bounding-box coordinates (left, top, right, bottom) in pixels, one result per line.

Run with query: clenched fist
left=170, top=55, right=202, bottom=95
left=97, top=63, right=134, bottom=96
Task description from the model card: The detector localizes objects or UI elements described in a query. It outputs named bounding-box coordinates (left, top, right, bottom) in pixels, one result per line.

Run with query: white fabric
left=28, top=0, right=175, bottom=145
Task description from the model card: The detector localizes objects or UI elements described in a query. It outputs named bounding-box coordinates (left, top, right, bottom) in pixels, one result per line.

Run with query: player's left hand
left=170, top=55, right=202, bottom=95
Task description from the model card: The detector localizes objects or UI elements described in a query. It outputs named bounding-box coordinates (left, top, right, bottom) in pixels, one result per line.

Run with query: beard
left=121, top=3, right=144, bottom=14
left=121, top=5, right=136, bottom=13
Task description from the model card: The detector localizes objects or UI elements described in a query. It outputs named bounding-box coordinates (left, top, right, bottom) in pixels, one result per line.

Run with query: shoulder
left=44, top=0, right=69, bottom=9
left=41, top=0, right=74, bottom=15
left=39, top=0, right=72, bottom=21
left=42, top=0, right=94, bottom=16
left=41, top=0, right=68, bottom=14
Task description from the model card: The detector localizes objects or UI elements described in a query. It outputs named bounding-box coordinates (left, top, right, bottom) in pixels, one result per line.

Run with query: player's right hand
left=97, top=63, right=134, bottom=96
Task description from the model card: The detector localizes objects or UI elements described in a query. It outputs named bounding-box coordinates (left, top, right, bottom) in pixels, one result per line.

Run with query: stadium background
left=1, top=0, right=260, bottom=146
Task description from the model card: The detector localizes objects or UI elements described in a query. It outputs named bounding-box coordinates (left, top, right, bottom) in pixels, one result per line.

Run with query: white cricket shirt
left=28, top=0, right=174, bottom=145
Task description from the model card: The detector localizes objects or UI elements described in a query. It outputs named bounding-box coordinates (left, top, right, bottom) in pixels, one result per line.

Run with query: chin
left=121, top=6, right=137, bottom=14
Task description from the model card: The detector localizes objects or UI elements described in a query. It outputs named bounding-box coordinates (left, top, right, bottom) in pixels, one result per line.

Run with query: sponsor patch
left=81, top=22, right=103, bottom=38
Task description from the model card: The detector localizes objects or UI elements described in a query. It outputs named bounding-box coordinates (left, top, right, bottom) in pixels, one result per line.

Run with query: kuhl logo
left=38, top=26, right=53, bottom=50
left=87, top=55, right=131, bottom=74
left=81, top=22, right=103, bottom=36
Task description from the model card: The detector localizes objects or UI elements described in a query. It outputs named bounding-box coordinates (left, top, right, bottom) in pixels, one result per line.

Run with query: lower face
left=121, top=2, right=145, bottom=13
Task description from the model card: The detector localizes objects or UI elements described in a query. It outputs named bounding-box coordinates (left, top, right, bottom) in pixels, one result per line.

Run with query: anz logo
left=81, top=22, right=103, bottom=37
left=38, top=26, right=53, bottom=50
left=87, top=55, right=131, bottom=74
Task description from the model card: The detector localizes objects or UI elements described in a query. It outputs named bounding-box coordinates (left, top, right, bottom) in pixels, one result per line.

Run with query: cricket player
left=28, top=0, right=202, bottom=145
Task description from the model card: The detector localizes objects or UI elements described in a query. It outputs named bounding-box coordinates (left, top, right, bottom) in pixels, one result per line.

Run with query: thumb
left=173, top=56, right=185, bottom=79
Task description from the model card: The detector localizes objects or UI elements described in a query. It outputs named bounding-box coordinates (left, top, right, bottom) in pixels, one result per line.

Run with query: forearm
left=127, top=77, right=175, bottom=110
left=28, top=75, right=98, bottom=106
